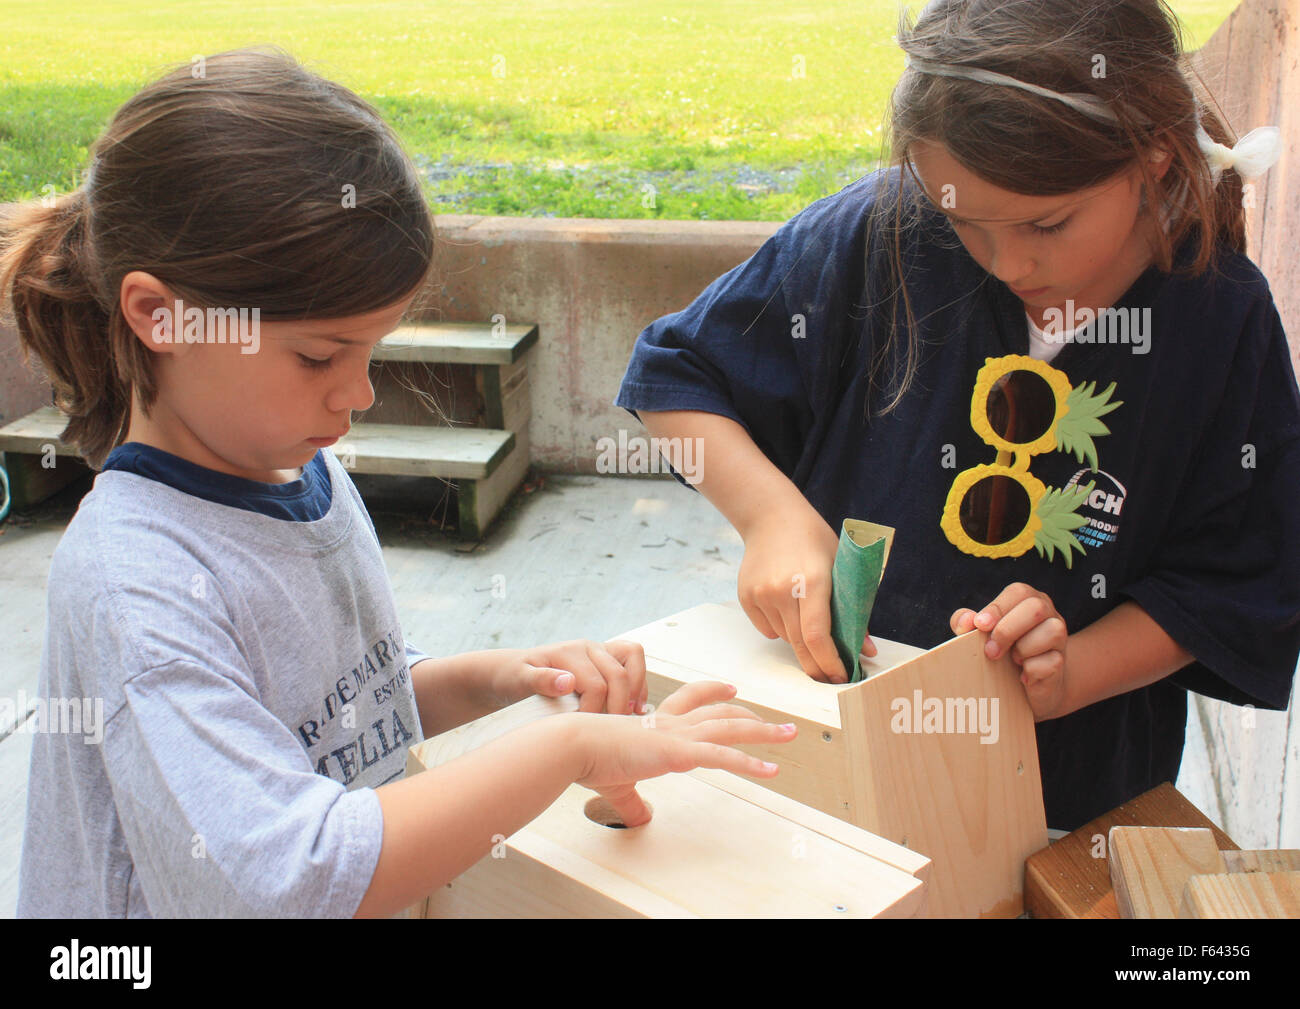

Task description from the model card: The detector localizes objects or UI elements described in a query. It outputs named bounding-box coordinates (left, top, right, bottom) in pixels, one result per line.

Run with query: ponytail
left=0, top=189, right=138, bottom=467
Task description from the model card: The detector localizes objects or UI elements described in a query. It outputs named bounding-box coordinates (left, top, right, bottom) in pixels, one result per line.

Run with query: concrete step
left=0, top=406, right=515, bottom=482
left=373, top=321, right=538, bottom=365
left=337, top=422, right=513, bottom=480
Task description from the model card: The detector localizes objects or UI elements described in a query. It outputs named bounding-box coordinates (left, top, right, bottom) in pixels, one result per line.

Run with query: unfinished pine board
left=688, top=765, right=932, bottom=891
left=647, top=647, right=853, bottom=828
left=403, top=693, right=579, bottom=779
left=839, top=626, right=1045, bottom=918
left=336, top=421, right=512, bottom=480
left=372, top=322, right=538, bottom=365
left=618, top=601, right=1046, bottom=918
left=1180, top=871, right=1300, bottom=919
left=1220, top=849, right=1300, bottom=874
left=422, top=775, right=925, bottom=918
left=403, top=692, right=926, bottom=919
left=620, top=604, right=920, bottom=822
left=1024, top=782, right=1240, bottom=919
left=1108, top=826, right=1228, bottom=919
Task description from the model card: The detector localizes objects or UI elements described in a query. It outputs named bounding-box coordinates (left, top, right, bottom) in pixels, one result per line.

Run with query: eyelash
left=297, top=354, right=334, bottom=370
left=951, top=218, right=1070, bottom=235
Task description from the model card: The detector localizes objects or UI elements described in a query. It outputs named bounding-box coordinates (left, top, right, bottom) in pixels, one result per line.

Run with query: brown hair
left=0, top=45, right=437, bottom=467
left=858, top=0, right=1247, bottom=416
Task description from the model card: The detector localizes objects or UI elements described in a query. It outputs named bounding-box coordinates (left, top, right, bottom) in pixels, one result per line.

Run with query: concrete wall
left=428, top=215, right=775, bottom=471
left=0, top=322, right=49, bottom=429
left=0, top=203, right=53, bottom=428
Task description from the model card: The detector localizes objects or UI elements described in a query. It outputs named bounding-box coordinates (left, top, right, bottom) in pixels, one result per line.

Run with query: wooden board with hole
left=401, top=694, right=929, bottom=918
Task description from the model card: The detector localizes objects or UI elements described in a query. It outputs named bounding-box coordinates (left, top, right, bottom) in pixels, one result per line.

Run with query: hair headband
left=903, top=55, right=1281, bottom=185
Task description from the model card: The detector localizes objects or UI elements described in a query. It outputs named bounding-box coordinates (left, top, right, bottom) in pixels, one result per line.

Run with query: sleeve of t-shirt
left=613, top=174, right=887, bottom=487
left=405, top=641, right=429, bottom=667
left=97, top=590, right=384, bottom=918
left=1118, top=297, right=1300, bottom=709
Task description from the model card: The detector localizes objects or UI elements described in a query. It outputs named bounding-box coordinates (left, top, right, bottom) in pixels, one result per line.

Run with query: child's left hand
left=950, top=583, right=1069, bottom=722
left=493, top=639, right=649, bottom=715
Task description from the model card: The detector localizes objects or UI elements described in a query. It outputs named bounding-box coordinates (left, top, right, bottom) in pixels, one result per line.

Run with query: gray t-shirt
left=16, top=448, right=425, bottom=917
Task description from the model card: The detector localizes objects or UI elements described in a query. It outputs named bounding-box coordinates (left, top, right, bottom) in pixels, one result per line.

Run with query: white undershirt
left=1025, top=311, right=1081, bottom=363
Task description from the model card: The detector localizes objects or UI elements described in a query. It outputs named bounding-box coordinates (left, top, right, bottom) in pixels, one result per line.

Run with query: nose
left=326, top=360, right=375, bottom=415
left=987, top=238, right=1037, bottom=289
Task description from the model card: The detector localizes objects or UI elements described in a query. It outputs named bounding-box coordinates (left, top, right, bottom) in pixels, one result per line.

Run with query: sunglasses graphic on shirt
left=940, top=354, right=1122, bottom=568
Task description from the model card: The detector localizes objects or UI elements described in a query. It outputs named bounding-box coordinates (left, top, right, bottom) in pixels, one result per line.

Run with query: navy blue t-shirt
left=102, top=443, right=333, bottom=521
left=615, top=166, right=1300, bottom=831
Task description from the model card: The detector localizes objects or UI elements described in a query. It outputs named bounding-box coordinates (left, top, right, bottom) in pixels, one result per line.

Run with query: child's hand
left=951, top=582, right=1069, bottom=721
left=572, top=680, right=795, bottom=827
left=496, top=638, right=648, bottom=715
left=738, top=504, right=873, bottom=684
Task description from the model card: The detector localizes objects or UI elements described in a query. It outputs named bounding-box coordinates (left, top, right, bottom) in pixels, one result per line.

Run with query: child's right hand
left=737, top=504, right=875, bottom=683
left=571, top=681, right=796, bottom=827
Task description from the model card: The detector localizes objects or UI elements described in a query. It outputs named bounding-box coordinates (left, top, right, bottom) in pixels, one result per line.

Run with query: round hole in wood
left=584, top=795, right=653, bottom=829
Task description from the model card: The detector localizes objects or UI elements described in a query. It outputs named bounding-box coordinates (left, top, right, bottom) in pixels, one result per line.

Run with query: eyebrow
left=939, top=206, right=1071, bottom=227
left=298, top=327, right=403, bottom=346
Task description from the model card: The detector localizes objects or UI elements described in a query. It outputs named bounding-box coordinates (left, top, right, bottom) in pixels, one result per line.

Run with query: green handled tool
left=829, top=519, right=895, bottom=683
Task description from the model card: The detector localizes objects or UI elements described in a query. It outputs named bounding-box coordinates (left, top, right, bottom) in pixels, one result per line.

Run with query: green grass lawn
left=0, top=1, right=1242, bottom=220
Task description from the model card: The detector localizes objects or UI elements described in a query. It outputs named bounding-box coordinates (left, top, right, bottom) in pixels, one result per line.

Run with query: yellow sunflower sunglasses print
left=941, top=354, right=1122, bottom=568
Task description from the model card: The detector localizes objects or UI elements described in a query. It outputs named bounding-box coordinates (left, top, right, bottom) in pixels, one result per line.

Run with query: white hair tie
left=1195, top=124, right=1281, bottom=183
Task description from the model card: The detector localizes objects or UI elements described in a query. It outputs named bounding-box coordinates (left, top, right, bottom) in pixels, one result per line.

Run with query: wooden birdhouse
left=616, top=602, right=1048, bottom=917
left=402, top=692, right=930, bottom=918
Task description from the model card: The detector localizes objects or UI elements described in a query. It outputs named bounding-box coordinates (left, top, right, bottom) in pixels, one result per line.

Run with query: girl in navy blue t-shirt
left=616, top=0, right=1299, bottom=830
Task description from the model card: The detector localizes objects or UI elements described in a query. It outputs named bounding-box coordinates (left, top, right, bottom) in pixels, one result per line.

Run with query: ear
left=1145, top=134, right=1174, bottom=182
left=119, top=271, right=184, bottom=355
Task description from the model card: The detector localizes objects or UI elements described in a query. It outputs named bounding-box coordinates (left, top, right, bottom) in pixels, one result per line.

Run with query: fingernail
left=781, top=723, right=796, bottom=732
left=761, top=761, right=778, bottom=772
left=555, top=673, right=575, bottom=690
left=986, top=641, right=1000, bottom=658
